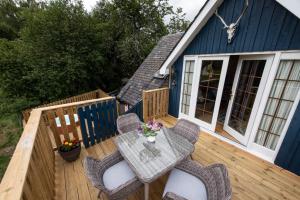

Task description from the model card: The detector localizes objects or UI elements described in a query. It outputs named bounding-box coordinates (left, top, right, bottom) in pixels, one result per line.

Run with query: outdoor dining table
left=114, top=127, right=195, bottom=200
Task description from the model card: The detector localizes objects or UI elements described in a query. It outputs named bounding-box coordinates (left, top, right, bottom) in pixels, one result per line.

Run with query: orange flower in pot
left=59, top=139, right=81, bottom=162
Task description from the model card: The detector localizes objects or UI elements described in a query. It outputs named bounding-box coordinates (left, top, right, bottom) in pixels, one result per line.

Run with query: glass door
left=189, top=56, right=229, bottom=131
left=224, top=55, right=274, bottom=145
left=248, top=53, right=300, bottom=161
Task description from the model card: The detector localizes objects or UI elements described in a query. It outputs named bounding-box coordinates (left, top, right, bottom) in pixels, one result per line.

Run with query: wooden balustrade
left=0, top=110, right=55, bottom=200
left=22, top=89, right=109, bottom=123
left=142, top=87, right=169, bottom=122
left=0, top=97, right=114, bottom=200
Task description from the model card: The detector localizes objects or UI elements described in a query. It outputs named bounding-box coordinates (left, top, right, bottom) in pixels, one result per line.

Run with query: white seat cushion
left=163, top=169, right=207, bottom=200
left=103, top=160, right=136, bottom=190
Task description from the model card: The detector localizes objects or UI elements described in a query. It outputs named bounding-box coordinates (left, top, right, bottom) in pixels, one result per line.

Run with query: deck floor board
left=54, top=116, right=300, bottom=200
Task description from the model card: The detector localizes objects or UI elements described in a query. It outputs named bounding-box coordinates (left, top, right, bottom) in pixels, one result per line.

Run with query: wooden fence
left=45, top=97, right=114, bottom=149
left=0, top=86, right=171, bottom=199
left=22, top=89, right=109, bottom=123
left=0, top=97, right=114, bottom=200
left=142, top=87, right=169, bottom=122
left=0, top=110, right=55, bottom=200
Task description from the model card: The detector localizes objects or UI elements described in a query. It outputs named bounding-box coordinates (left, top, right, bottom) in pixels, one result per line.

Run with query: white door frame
left=179, top=55, right=229, bottom=131
left=223, top=55, right=275, bottom=145
left=248, top=52, right=300, bottom=162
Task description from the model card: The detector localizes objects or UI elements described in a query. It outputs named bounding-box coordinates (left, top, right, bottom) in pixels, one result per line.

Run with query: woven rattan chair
left=117, top=113, right=142, bottom=135
left=84, top=151, right=143, bottom=200
left=169, top=119, right=200, bottom=144
left=163, top=159, right=232, bottom=200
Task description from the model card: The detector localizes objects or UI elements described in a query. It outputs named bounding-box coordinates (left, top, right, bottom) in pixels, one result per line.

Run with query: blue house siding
left=275, top=105, right=300, bottom=175
left=169, top=0, right=300, bottom=116
left=168, top=0, right=300, bottom=174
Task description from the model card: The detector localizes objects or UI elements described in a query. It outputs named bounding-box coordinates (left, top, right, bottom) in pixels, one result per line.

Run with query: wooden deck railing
left=0, top=86, right=170, bottom=199
left=22, top=89, right=109, bottom=123
left=0, top=97, right=114, bottom=200
left=142, top=87, right=169, bottom=122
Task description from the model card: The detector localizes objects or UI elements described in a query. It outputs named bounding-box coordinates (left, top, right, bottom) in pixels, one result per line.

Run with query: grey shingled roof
left=117, top=32, right=183, bottom=106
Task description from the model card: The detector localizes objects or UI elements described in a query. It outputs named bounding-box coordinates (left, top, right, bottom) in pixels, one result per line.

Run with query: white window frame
left=179, top=55, right=229, bottom=131
left=223, top=54, right=275, bottom=146
left=178, top=56, right=198, bottom=119
left=248, top=52, right=300, bottom=162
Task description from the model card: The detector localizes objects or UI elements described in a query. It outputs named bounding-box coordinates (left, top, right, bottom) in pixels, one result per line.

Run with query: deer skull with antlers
left=215, top=0, right=249, bottom=43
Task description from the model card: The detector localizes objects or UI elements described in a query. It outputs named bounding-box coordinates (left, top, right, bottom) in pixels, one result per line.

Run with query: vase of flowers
left=139, top=120, right=163, bottom=143
left=59, top=139, right=81, bottom=162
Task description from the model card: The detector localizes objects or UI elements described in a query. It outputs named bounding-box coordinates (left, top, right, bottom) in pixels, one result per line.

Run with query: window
left=195, top=60, right=223, bottom=123
left=255, top=60, right=300, bottom=150
left=228, top=60, right=266, bottom=135
left=181, top=60, right=195, bottom=115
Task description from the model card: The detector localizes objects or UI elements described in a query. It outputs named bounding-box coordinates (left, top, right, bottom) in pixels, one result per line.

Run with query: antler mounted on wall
left=215, top=0, right=249, bottom=43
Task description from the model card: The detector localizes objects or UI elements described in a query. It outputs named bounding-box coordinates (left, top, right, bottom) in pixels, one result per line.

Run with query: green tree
left=0, top=0, right=21, bottom=40
left=0, top=0, right=189, bottom=108
left=92, top=0, right=189, bottom=78
left=167, top=7, right=189, bottom=33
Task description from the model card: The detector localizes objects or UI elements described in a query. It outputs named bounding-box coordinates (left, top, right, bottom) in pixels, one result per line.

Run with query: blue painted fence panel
left=77, top=98, right=118, bottom=148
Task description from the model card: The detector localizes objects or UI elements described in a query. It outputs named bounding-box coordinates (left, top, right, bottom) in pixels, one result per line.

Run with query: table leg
left=144, top=183, right=149, bottom=200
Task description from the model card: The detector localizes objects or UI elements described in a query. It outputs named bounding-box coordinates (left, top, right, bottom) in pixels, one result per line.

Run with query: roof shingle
left=117, top=32, right=183, bottom=106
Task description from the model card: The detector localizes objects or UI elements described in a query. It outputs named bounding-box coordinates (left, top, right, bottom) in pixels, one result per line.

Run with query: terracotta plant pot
left=59, top=145, right=81, bottom=162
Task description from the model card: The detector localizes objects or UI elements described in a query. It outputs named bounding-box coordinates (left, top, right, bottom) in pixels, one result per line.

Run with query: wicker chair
left=83, top=151, right=143, bottom=200
left=163, top=159, right=232, bottom=200
left=117, top=113, right=142, bottom=135
left=169, top=119, right=200, bottom=144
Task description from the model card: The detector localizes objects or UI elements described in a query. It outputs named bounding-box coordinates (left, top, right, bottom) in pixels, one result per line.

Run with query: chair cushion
left=103, top=160, right=136, bottom=190
left=163, top=169, right=207, bottom=200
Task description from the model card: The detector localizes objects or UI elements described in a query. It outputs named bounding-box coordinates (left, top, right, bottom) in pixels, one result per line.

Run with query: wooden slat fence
left=22, top=89, right=109, bottom=123
left=0, top=97, right=115, bottom=200
left=143, top=88, right=169, bottom=122
left=78, top=98, right=118, bottom=148
left=0, top=110, right=55, bottom=200
left=45, top=106, right=80, bottom=148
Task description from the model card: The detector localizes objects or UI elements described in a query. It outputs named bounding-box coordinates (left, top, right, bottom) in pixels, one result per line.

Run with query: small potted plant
left=140, top=120, right=163, bottom=142
left=59, top=138, right=81, bottom=162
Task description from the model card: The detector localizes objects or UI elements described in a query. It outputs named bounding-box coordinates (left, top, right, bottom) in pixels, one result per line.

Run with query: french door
left=248, top=52, right=300, bottom=161
left=179, top=56, right=229, bottom=131
left=223, top=55, right=274, bottom=145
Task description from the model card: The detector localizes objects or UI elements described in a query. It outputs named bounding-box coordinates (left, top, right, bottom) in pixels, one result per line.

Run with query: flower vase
left=147, top=135, right=156, bottom=143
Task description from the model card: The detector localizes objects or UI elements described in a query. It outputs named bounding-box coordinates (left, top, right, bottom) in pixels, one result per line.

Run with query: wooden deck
left=54, top=116, right=300, bottom=200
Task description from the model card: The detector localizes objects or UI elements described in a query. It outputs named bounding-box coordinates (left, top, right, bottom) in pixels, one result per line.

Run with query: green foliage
left=0, top=0, right=189, bottom=180
left=0, top=113, right=23, bottom=180
left=0, top=0, right=189, bottom=110
left=167, top=7, right=190, bottom=33
left=0, top=155, right=11, bottom=179
left=0, top=113, right=22, bottom=149
left=0, top=0, right=21, bottom=40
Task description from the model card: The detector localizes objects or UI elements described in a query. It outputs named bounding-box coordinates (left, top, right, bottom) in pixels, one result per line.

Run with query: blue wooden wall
left=169, top=0, right=300, bottom=116
left=168, top=0, right=300, bottom=174
left=275, top=105, right=300, bottom=175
